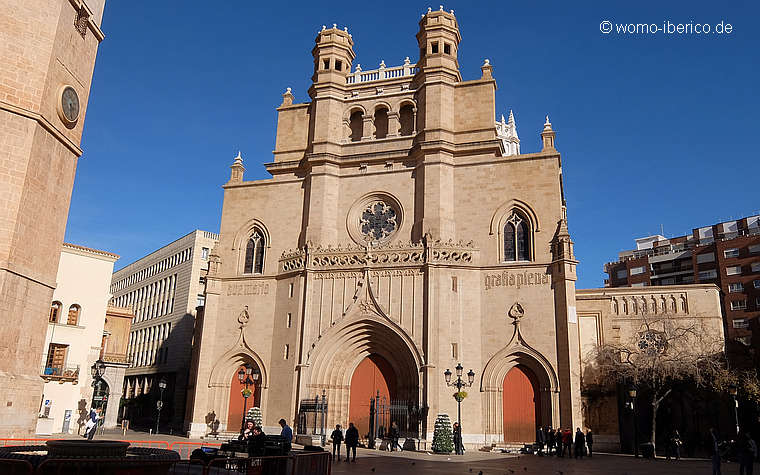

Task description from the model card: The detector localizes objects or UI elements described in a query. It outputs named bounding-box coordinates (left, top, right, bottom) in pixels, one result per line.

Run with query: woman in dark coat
left=574, top=427, right=586, bottom=459
left=344, top=422, right=359, bottom=462
left=453, top=422, right=463, bottom=455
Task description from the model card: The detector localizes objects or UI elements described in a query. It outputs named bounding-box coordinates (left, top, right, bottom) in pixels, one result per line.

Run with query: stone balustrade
left=347, top=58, right=419, bottom=84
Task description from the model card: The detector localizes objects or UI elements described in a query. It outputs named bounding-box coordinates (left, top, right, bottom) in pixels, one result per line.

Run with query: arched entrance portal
left=349, top=354, right=397, bottom=437
left=227, top=364, right=261, bottom=431
left=305, top=318, right=422, bottom=438
left=502, top=365, right=540, bottom=442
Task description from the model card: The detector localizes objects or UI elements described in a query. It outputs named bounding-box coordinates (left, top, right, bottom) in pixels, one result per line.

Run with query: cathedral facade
left=187, top=9, right=585, bottom=444
left=187, top=10, right=587, bottom=443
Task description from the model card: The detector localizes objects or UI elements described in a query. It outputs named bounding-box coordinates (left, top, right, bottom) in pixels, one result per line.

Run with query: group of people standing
left=536, top=426, right=593, bottom=459
left=237, top=418, right=293, bottom=457
left=330, top=422, right=360, bottom=462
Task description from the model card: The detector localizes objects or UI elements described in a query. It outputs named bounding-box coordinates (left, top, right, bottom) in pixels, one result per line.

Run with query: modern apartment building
left=110, top=230, right=218, bottom=430
left=605, top=215, right=760, bottom=346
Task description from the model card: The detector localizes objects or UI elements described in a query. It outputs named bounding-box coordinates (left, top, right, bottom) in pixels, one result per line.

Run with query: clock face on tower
left=59, top=85, right=80, bottom=126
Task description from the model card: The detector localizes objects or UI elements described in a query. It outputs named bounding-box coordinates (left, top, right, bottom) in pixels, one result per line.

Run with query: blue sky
left=66, top=1, right=759, bottom=288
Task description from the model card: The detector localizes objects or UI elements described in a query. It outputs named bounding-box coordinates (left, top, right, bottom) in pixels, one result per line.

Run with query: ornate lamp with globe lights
left=444, top=363, right=476, bottom=453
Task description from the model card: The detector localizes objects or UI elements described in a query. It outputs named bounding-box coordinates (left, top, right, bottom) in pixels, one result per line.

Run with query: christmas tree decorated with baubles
left=246, top=406, right=263, bottom=427
left=431, top=413, right=454, bottom=454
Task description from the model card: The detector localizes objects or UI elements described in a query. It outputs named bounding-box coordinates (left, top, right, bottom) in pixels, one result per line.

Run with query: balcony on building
left=41, top=364, right=80, bottom=383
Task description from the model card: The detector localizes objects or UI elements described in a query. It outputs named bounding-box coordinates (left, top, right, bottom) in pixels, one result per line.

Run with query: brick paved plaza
left=329, top=448, right=752, bottom=475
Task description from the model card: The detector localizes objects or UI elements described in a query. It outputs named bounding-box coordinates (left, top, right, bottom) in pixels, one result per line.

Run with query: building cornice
left=0, top=100, right=84, bottom=157
left=575, top=283, right=721, bottom=298
left=63, top=242, right=119, bottom=261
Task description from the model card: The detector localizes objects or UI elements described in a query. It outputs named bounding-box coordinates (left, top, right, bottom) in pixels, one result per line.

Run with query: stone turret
left=309, top=24, right=355, bottom=96
left=416, top=6, right=461, bottom=81
left=228, top=151, right=245, bottom=183
left=541, top=115, right=557, bottom=152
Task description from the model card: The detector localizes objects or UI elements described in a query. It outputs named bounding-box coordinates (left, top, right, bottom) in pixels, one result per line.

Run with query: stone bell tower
left=303, top=24, right=356, bottom=245
left=0, top=0, right=107, bottom=436
left=413, top=7, right=465, bottom=241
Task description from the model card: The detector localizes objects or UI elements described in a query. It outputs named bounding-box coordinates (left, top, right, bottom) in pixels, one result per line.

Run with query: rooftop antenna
left=660, top=224, right=664, bottom=236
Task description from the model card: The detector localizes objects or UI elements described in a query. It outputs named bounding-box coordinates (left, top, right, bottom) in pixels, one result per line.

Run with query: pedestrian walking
left=345, top=422, right=359, bottom=462
left=536, top=426, right=545, bottom=455
left=562, top=428, right=572, bottom=457
left=279, top=418, right=293, bottom=454
left=453, top=422, right=463, bottom=455
left=709, top=428, right=721, bottom=475
left=330, top=424, right=344, bottom=461
left=556, top=428, right=564, bottom=457
left=666, top=429, right=681, bottom=460
left=547, top=427, right=555, bottom=455
left=738, top=432, right=755, bottom=475
left=390, top=421, right=403, bottom=452
left=574, top=427, right=585, bottom=459
left=586, top=428, right=593, bottom=458
left=85, top=409, right=98, bottom=440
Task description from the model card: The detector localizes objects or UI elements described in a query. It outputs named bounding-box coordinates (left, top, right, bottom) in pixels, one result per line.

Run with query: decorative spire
left=480, top=58, right=493, bottom=80
left=541, top=114, right=557, bottom=152
left=496, top=109, right=520, bottom=156
left=281, top=87, right=294, bottom=107
left=229, top=150, right=245, bottom=183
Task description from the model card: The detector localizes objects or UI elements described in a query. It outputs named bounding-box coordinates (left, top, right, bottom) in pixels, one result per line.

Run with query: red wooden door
left=227, top=365, right=258, bottom=431
left=502, top=365, right=540, bottom=442
left=349, top=355, right=396, bottom=437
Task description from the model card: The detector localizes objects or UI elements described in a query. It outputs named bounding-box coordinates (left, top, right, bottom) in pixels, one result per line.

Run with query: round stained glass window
left=360, top=201, right=397, bottom=242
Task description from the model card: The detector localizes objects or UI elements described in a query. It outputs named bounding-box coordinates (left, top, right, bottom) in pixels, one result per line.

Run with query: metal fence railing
left=0, top=442, right=331, bottom=475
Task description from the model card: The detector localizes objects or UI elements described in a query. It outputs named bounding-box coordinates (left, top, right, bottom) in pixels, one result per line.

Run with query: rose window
left=360, top=201, right=397, bottom=241
left=637, top=330, right=668, bottom=355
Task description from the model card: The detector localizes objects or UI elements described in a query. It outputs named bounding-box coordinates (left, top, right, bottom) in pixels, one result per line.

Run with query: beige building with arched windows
left=185, top=10, right=725, bottom=449
left=37, top=243, right=119, bottom=435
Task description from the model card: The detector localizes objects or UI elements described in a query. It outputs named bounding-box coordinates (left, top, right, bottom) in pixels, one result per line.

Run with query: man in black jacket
left=574, top=427, right=586, bottom=459
left=247, top=426, right=267, bottom=457
left=331, top=424, right=344, bottom=461
left=344, top=422, right=359, bottom=462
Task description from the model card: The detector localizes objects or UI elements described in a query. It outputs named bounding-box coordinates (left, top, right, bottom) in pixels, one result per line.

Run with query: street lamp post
left=237, top=364, right=260, bottom=430
left=156, top=377, right=167, bottom=435
left=627, top=385, right=639, bottom=458
left=444, top=363, right=475, bottom=454
left=89, top=360, right=106, bottom=435
left=728, top=383, right=739, bottom=436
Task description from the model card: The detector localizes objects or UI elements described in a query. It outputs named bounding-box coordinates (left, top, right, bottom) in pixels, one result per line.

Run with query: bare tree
left=587, top=316, right=725, bottom=455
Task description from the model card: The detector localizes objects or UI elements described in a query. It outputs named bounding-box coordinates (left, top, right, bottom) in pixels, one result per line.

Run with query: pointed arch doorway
left=502, top=365, right=541, bottom=442
left=348, top=354, right=397, bottom=438
left=227, top=364, right=261, bottom=431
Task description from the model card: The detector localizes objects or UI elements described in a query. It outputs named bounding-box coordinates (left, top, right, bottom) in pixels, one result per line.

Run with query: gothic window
left=244, top=230, right=265, bottom=274
left=360, top=201, right=397, bottom=242
left=50, top=301, right=62, bottom=323
left=503, top=211, right=531, bottom=261
left=67, top=304, right=80, bottom=325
